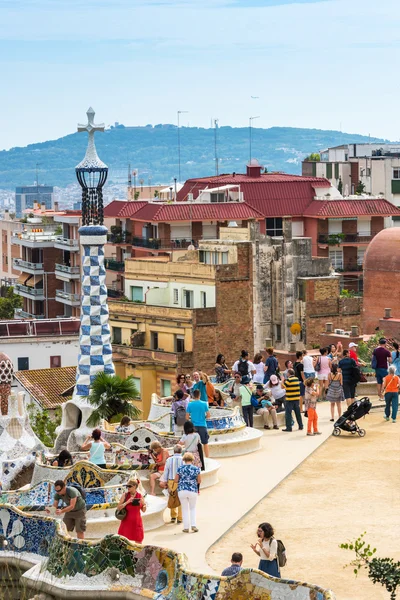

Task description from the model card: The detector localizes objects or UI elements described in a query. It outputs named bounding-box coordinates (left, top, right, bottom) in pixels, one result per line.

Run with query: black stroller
left=332, top=397, right=372, bottom=437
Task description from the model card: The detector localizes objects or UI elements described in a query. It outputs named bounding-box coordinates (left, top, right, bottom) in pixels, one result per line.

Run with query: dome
left=364, top=227, right=400, bottom=273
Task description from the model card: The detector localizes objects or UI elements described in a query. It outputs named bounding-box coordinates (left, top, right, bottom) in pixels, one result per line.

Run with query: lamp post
left=249, top=116, right=260, bottom=164
left=177, top=110, right=188, bottom=182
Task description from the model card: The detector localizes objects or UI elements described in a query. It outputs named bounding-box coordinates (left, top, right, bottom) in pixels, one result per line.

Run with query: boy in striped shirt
left=282, top=369, right=304, bottom=432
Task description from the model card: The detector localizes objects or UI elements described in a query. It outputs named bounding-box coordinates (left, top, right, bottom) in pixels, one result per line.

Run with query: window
left=357, top=248, right=366, bottom=266
left=183, top=290, right=193, bottom=308
left=328, top=220, right=342, bottom=234
left=18, top=357, right=29, bottom=371
left=266, top=218, right=283, bottom=237
left=326, top=163, right=333, bottom=179
left=173, top=288, right=179, bottom=304
left=151, top=331, right=159, bottom=350
left=112, top=327, right=122, bottom=344
left=298, top=280, right=306, bottom=301
left=131, top=377, right=141, bottom=398
left=161, top=379, right=172, bottom=396
left=275, top=324, right=282, bottom=343
left=175, top=335, right=185, bottom=353
left=334, top=163, right=339, bottom=179
left=393, top=169, right=400, bottom=179
left=199, top=250, right=229, bottom=265
left=131, top=286, right=143, bottom=302
left=210, top=192, right=225, bottom=203
left=329, top=250, right=343, bottom=270
left=50, top=356, right=61, bottom=368
left=200, top=291, right=207, bottom=308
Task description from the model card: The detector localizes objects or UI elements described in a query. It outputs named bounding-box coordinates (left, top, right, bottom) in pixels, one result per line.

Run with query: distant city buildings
left=15, top=185, right=54, bottom=218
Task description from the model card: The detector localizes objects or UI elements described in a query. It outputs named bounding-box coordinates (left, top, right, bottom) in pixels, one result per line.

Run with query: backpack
left=237, top=359, right=249, bottom=377
left=67, top=482, right=86, bottom=501
left=175, top=404, right=187, bottom=426
left=351, top=365, right=362, bottom=384
left=271, top=537, right=287, bottom=568
left=371, top=351, right=377, bottom=370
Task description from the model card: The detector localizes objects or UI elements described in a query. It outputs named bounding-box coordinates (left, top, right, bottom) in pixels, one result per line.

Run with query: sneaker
left=307, top=433, right=313, bottom=436
left=264, top=425, right=270, bottom=430
left=392, top=419, right=397, bottom=423
left=177, top=520, right=183, bottom=524
left=299, top=427, right=304, bottom=430
left=273, top=425, right=279, bottom=430
left=170, top=518, right=177, bottom=523
left=282, top=428, right=292, bottom=432
left=384, top=416, right=390, bottom=421
left=314, top=432, right=322, bottom=435
left=182, top=529, right=189, bottom=533
left=330, top=419, right=334, bottom=422
left=191, top=527, right=199, bottom=533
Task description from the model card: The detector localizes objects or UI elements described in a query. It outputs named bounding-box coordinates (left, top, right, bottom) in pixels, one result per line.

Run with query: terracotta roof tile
left=131, top=202, right=264, bottom=222
left=104, top=200, right=148, bottom=218
left=15, top=367, right=76, bottom=410
left=303, top=199, right=400, bottom=217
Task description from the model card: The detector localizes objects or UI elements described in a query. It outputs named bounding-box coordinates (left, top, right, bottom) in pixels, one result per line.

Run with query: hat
left=349, top=342, right=358, bottom=348
left=256, top=384, right=264, bottom=390
left=379, top=338, right=387, bottom=344
left=270, top=374, right=279, bottom=385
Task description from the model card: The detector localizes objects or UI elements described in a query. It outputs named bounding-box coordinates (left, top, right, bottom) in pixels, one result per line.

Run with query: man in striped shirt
left=283, top=369, right=304, bottom=432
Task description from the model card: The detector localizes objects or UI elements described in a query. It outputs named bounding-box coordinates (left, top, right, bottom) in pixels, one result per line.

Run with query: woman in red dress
left=117, top=480, right=146, bottom=543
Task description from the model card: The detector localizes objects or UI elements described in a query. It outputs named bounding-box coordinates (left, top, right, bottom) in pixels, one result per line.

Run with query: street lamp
left=249, top=116, right=260, bottom=164
left=177, top=110, right=188, bottom=182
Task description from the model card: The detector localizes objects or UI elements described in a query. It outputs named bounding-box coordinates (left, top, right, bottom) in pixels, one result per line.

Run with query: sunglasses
left=55, top=488, right=63, bottom=493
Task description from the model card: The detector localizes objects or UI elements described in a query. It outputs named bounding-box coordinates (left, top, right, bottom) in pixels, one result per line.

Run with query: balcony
left=56, top=290, right=81, bottom=306
left=14, top=309, right=45, bottom=320
left=11, top=228, right=56, bottom=248
left=104, top=259, right=125, bottom=272
left=318, top=232, right=378, bottom=245
left=55, top=263, right=81, bottom=280
left=131, top=236, right=195, bottom=250
left=54, top=236, right=80, bottom=252
left=13, top=258, right=44, bottom=275
left=107, top=231, right=132, bottom=245
left=14, top=283, right=45, bottom=300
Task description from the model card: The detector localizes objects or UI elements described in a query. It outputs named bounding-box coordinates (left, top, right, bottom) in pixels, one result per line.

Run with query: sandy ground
left=207, top=409, right=400, bottom=600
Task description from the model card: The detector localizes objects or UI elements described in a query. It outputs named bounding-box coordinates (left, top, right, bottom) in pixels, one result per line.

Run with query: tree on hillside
left=305, top=152, right=320, bottom=161
left=85, top=373, right=142, bottom=427
left=0, top=286, right=22, bottom=319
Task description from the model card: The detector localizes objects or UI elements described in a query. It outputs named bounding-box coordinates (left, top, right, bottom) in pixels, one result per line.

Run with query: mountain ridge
left=0, top=125, right=387, bottom=190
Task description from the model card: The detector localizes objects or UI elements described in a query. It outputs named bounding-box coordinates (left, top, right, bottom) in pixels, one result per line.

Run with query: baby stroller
left=332, top=397, right=372, bottom=437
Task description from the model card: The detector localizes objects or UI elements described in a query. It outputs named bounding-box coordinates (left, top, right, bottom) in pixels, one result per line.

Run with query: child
left=304, top=378, right=322, bottom=436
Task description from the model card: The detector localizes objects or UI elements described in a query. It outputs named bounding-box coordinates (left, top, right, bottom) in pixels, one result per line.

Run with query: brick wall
left=378, top=318, right=400, bottom=340
left=191, top=222, right=202, bottom=244
left=363, top=269, right=400, bottom=333
left=342, top=219, right=357, bottom=234
left=371, top=216, right=384, bottom=234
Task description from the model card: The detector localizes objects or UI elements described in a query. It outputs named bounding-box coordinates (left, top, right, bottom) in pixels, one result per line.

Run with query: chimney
left=54, top=201, right=59, bottom=212
left=326, top=322, right=333, bottom=333
left=34, top=201, right=39, bottom=211
left=384, top=308, right=392, bottom=319
left=41, top=203, right=46, bottom=213
left=246, top=160, right=262, bottom=178
left=351, top=325, right=359, bottom=337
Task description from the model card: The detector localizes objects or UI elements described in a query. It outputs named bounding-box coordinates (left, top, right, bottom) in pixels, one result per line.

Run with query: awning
left=17, top=274, right=29, bottom=285
left=25, top=276, right=43, bottom=288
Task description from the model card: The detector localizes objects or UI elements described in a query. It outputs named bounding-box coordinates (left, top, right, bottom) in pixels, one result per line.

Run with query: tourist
left=186, top=388, right=210, bottom=458
left=250, top=522, right=280, bottom=578
left=213, top=388, right=225, bottom=407
left=293, top=350, right=305, bottom=412
left=232, top=350, right=256, bottom=384
left=48, top=479, right=86, bottom=540
left=326, top=363, right=344, bottom=421
left=81, top=429, right=111, bottom=469
left=282, top=369, right=303, bottom=432
left=266, top=375, right=286, bottom=414
left=184, top=374, right=194, bottom=393
left=251, top=384, right=279, bottom=430
left=149, top=441, right=169, bottom=495
left=316, top=347, right=331, bottom=401
left=116, top=479, right=146, bottom=543
left=176, top=374, right=190, bottom=398
left=191, top=371, right=208, bottom=403
left=348, top=342, right=366, bottom=367
left=116, top=416, right=132, bottom=433
left=172, top=389, right=189, bottom=435
left=221, top=552, right=243, bottom=576
left=263, top=347, right=279, bottom=384
left=160, top=445, right=183, bottom=524
left=304, top=378, right=321, bottom=436
left=382, top=365, right=399, bottom=423
left=338, top=349, right=357, bottom=406
left=302, top=349, right=315, bottom=380
left=392, top=342, right=400, bottom=376
left=241, top=382, right=254, bottom=428
left=228, top=373, right=243, bottom=409
left=175, top=452, right=201, bottom=533
left=215, top=354, right=231, bottom=383
left=179, top=420, right=202, bottom=468
left=328, top=342, right=343, bottom=363
left=202, top=373, right=215, bottom=406
left=372, top=338, right=392, bottom=398
left=52, top=449, right=73, bottom=468
left=252, top=353, right=266, bottom=384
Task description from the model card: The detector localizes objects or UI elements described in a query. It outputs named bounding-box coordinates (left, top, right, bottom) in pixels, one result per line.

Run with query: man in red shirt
left=349, top=342, right=365, bottom=366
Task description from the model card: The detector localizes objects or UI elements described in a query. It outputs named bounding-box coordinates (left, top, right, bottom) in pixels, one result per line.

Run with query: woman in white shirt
left=302, top=350, right=315, bottom=379
left=252, top=353, right=266, bottom=384
left=251, top=522, right=280, bottom=578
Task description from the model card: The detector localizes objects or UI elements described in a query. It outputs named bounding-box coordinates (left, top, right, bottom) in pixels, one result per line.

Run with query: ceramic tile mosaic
left=0, top=507, right=336, bottom=599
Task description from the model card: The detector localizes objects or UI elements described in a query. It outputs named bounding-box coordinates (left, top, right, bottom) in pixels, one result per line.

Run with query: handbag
left=371, top=352, right=377, bottom=370
left=315, top=357, right=321, bottom=372
left=167, top=482, right=181, bottom=510
left=115, top=493, right=128, bottom=520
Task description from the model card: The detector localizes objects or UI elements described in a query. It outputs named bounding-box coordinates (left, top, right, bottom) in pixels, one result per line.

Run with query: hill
left=0, top=125, right=386, bottom=189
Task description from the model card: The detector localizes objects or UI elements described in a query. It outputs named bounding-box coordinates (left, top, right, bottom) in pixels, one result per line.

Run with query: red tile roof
left=131, top=202, right=264, bottom=222
left=104, top=200, right=148, bottom=218
left=177, top=173, right=331, bottom=217
left=303, top=199, right=400, bottom=218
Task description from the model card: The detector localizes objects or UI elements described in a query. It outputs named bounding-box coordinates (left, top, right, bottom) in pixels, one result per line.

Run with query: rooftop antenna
left=214, top=119, right=219, bottom=176
left=35, top=162, right=41, bottom=206
left=177, top=110, right=188, bottom=182
left=128, top=162, right=132, bottom=188
left=249, top=116, right=260, bottom=164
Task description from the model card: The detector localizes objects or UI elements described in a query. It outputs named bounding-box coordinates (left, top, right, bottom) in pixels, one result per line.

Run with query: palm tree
left=85, top=373, right=142, bottom=427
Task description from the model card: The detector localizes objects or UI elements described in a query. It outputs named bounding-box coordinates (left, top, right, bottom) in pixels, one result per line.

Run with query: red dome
left=364, top=227, right=400, bottom=273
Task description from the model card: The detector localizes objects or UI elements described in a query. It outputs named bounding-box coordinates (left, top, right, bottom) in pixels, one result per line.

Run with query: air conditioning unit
left=334, top=328, right=344, bottom=335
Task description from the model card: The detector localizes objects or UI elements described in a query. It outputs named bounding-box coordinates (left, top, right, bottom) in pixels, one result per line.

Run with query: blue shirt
left=186, top=400, right=209, bottom=427
left=221, top=564, right=242, bottom=577
left=191, top=380, right=207, bottom=403
left=177, top=464, right=201, bottom=493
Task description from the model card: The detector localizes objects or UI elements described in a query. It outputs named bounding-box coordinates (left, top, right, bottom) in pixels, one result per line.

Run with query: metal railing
left=14, top=283, right=44, bottom=297
left=318, top=231, right=378, bottom=244
left=56, top=290, right=80, bottom=303
left=104, top=259, right=125, bottom=271
left=13, top=258, right=43, bottom=271
left=14, top=309, right=45, bottom=320
left=7, top=315, right=80, bottom=335
left=55, top=263, right=80, bottom=275
left=54, top=236, right=79, bottom=248
left=107, top=232, right=132, bottom=244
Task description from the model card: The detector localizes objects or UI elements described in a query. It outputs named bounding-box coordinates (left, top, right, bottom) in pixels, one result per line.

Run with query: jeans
left=242, top=404, right=253, bottom=427
left=178, top=490, right=198, bottom=529
left=285, top=400, right=303, bottom=431
left=385, top=392, right=398, bottom=420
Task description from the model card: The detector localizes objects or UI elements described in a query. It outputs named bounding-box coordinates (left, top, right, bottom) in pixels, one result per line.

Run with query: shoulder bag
left=115, top=493, right=128, bottom=521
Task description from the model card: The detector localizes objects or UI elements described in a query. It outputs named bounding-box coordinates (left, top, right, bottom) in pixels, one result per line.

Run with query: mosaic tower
left=73, top=107, right=115, bottom=400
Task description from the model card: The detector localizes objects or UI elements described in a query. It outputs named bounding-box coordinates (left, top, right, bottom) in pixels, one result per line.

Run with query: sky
left=1, top=0, right=399, bottom=150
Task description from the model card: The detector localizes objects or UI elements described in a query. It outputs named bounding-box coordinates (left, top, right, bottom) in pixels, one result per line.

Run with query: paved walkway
left=145, top=401, right=342, bottom=573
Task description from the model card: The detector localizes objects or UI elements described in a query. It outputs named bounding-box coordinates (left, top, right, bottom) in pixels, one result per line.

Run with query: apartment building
left=15, top=185, right=54, bottom=218
left=0, top=211, right=22, bottom=282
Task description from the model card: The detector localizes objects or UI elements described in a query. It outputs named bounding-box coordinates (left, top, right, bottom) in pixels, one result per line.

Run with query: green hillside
left=0, top=125, right=386, bottom=189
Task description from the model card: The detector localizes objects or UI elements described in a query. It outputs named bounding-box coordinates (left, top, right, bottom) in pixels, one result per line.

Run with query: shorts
left=343, top=382, right=356, bottom=400
left=63, top=509, right=87, bottom=533
left=195, top=425, right=209, bottom=445
left=317, top=374, right=328, bottom=381
left=304, top=372, right=315, bottom=379
left=299, top=382, right=305, bottom=396
left=376, top=368, right=388, bottom=384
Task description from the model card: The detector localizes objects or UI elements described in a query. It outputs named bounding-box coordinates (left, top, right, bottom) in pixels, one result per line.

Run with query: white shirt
left=260, top=538, right=278, bottom=561
left=302, top=355, right=315, bottom=373
left=232, top=360, right=256, bottom=374
left=253, top=362, right=265, bottom=383
left=160, top=454, right=183, bottom=482
left=269, top=384, right=286, bottom=400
